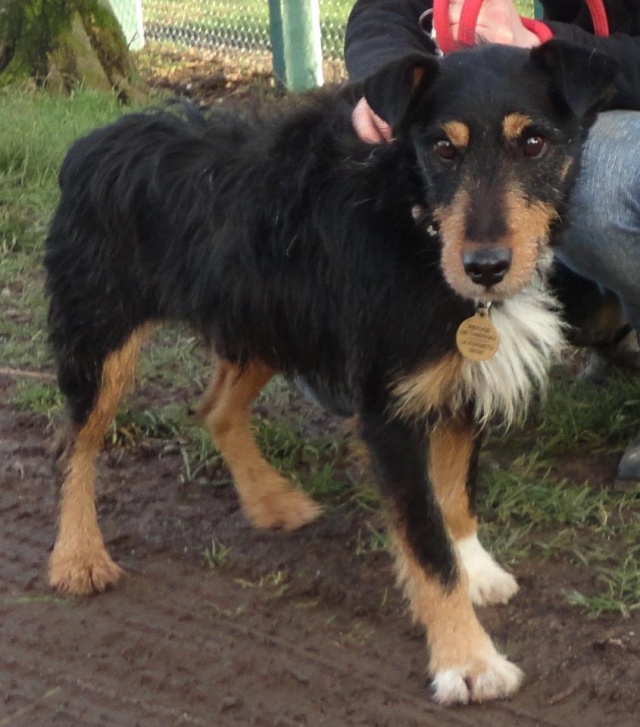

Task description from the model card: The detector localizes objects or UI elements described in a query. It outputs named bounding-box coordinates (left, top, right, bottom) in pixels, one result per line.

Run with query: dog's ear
left=530, top=40, right=618, bottom=122
left=362, top=53, right=440, bottom=130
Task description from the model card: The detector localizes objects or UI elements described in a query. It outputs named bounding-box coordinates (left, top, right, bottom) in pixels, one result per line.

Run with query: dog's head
left=363, top=41, right=617, bottom=302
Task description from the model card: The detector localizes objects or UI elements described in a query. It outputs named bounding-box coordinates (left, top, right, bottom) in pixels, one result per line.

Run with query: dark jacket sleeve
left=545, top=22, right=640, bottom=109
left=344, top=0, right=436, bottom=81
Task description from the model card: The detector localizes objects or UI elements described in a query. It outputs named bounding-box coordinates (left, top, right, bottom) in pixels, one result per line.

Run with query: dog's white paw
left=432, top=653, right=524, bottom=705
left=457, top=534, right=519, bottom=607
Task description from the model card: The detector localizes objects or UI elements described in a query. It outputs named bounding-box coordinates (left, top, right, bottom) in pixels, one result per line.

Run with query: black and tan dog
left=44, top=41, right=616, bottom=705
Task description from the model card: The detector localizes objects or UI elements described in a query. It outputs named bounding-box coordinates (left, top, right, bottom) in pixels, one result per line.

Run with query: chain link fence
left=140, top=1, right=350, bottom=59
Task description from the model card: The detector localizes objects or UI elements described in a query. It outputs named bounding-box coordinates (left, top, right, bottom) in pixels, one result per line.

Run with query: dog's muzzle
left=463, top=247, right=512, bottom=288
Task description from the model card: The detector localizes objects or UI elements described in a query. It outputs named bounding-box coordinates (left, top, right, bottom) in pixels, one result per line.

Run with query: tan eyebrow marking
left=502, top=113, right=534, bottom=142
left=442, top=121, right=470, bottom=149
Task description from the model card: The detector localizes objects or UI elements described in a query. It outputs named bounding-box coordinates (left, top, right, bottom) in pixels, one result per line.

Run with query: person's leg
left=557, top=110, right=640, bottom=482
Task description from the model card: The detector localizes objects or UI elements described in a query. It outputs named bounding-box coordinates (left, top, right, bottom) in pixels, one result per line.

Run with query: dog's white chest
left=458, top=284, right=566, bottom=426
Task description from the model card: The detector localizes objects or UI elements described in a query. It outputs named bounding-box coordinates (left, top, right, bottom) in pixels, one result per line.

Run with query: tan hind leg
left=49, top=327, right=149, bottom=595
left=429, top=415, right=518, bottom=607
left=200, top=359, right=321, bottom=530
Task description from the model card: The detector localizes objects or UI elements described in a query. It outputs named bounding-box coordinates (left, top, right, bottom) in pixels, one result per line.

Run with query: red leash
left=584, top=0, right=610, bottom=36
left=432, top=0, right=609, bottom=54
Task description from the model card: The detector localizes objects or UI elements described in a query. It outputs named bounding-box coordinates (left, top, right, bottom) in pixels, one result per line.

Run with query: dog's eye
left=434, top=139, right=458, bottom=162
left=522, top=134, right=547, bottom=159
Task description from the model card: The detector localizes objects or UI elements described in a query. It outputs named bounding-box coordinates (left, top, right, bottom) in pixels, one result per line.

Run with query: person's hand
left=351, top=97, right=394, bottom=144
left=448, top=0, right=539, bottom=47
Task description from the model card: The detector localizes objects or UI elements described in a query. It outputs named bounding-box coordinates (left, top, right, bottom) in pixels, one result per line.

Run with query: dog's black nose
left=463, top=248, right=512, bottom=288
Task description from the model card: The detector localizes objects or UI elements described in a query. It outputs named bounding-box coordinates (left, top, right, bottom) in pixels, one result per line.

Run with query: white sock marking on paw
left=431, top=670, right=471, bottom=705
left=432, top=652, right=524, bottom=705
left=457, top=534, right=519, bottom=607
left=470, top=654, right=524, bottom=702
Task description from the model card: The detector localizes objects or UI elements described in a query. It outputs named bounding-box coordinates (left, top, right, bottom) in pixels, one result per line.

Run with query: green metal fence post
left=280, top=0, right=324, bottom=91
left=110, top=0, right=145, bottom=50
left=268, top=0, right=286, bottom=86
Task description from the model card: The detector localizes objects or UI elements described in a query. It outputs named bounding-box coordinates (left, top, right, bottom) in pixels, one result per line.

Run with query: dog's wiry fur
left=44, top=41, right=616, bottom=705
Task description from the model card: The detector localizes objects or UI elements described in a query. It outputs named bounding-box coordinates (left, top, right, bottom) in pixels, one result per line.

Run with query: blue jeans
left=558, top=111, right=640, bottom=479
left=558, top=111, right=640, bottom=333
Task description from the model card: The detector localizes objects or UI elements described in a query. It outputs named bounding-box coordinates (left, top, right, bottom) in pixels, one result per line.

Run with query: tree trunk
left=0, top=0, right=146, bottom=100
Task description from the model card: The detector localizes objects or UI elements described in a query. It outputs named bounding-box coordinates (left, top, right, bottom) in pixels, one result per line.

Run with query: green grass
left=507, top=374, right=640, bottom=458
left=0, top=88, right=125, bottom=375
left=145, top=0, right=357, bottom=27
left=11, top=381, right=63, bottom=418
left=254, top=416, right=350, bottom=501
left=479, top=373, right=640, bottom=616
left=0, top=89, right=123, bottom=206
left=203, top=538, right=232, bottom=569
left=566, top=551, right=640, bottom=618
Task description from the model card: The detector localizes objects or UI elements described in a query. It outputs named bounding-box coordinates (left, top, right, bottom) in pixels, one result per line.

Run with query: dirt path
left=1, top=373, right=639, bottom=727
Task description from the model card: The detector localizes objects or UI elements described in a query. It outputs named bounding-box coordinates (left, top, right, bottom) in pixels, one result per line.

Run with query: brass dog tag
left=456, top=307, right=500, bottom=361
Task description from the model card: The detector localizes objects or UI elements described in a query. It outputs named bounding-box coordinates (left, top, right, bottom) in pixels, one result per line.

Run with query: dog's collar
left=419, top=9, right=444, bottom=57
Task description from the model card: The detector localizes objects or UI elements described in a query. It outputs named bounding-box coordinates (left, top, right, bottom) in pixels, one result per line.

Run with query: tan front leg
left=389, top=523, right=523, bottom=705
left=200, top=359, right=321, bottom=530
left=430, top=415, right=519, bottom=607
left=360, top=401, right=522, bottom=704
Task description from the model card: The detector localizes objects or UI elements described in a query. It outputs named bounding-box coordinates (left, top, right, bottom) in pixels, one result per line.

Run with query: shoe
left=615, top=432, right=640, bottom=490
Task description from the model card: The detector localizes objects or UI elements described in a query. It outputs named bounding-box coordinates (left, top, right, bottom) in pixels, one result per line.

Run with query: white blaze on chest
left=457, top=282, right=566, bottom=427
left=392, top=277, right=566, bottom=427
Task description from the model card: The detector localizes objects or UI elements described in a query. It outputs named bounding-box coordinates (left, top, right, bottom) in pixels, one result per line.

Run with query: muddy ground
left=2, top=48, right=639, bottom=727
left=1, top=367, right=639, bottom=727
